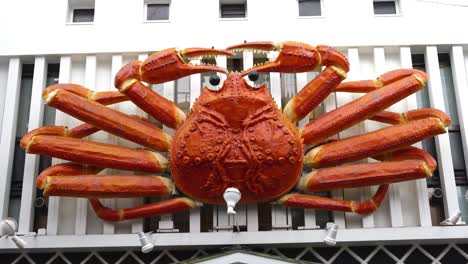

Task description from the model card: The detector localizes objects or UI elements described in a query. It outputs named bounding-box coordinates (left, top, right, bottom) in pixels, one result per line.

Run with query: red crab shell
left=170, top=73, right=304, bottom=205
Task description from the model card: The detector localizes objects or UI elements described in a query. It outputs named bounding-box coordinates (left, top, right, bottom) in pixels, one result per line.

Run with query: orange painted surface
left=306, top=117, right=446, bottom=168
left=302, top=72, right=427, bottom=145
left=280, top=185, right=388, bottom=215
left=303, top=160, right=429, bottom=192
left=36, top=163, right=103, bottom=189
left=170, top=73, right=303, bottom=204
left=27, top=135, right=164, bottom=173
left=45, top=175, right=171, bottom=198
left=123, top=81, right=182, bottom=129
left=47, top=89, right=170, bottom=151
left=90, top=198, right=195, bottom=221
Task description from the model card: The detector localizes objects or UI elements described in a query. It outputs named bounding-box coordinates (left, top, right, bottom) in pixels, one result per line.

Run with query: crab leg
left=227, top=41, right=350, bottom=123
left=23, top=135, right=167, bottom=173
left=298, top=160, right=432, bottom=192
left=305, top=116, right=449, bottom=168
left=291, top=146, right=434, bottom=214
left=43, top=88, right=171, bottom=151
left=369, top=108, right=450, bottom=125
left=334, top=69, right=426, bottom=93
left=278, top=185, right=389, bottom=215
left=45, top=83, right=128, bottom=105
left=115, top=48, right=233, bottom=129
left=37, top=163, right=171, bottom=198
left=36, top=162, right=103, bottom=189
left=301, top=69, right=428, bottom=146
left=90, top=198, right=201, bottom=221
left=44, top=175, right=173, bottom=198
left=299, top=147, right=435, bottom=190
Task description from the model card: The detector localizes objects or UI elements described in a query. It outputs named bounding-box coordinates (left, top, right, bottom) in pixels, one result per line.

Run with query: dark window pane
left=299, top=0, right=321, bottom=16
left=72, top=9, right=94, bottom=23
left=373, top=1, right=397, bottom=15
left=221, top=4, right=246, bottom=18
left=9, top=64, right=34, bottom=220
left=147, top=4, right=169, bottom=20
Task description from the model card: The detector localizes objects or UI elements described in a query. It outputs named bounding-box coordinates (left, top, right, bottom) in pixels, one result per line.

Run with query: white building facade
left=1, top=0, right=468, bottom=263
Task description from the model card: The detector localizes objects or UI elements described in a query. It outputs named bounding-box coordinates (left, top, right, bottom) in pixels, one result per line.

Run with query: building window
left=298, top=0, right=322, bottom=17
left=220, top=0, right=247, bottom=19
left=72, top=9, right=94, bottom=22
left=373, top=0, right=399, bottom=15
left=145, top=0, right=170, bottom=21
left=67, top=0, right=95, bottom=24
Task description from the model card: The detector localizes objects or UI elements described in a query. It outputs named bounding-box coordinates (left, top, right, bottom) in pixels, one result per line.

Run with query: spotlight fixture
left=137, top=231, right=154, bottom=254
left=0, top=218, right=28, bottom=249
left=440, top=209, right=463, bottom=226
left=223, top=187, right=242, bottom=215
left=323, top=222, right=338, bottom=246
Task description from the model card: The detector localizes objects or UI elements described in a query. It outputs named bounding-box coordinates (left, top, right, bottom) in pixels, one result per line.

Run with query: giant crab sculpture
left=21, top=41, right=450, bottom=221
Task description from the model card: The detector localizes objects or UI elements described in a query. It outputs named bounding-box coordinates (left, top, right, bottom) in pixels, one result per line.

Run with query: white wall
left=1, top=0, right=468, bottom=56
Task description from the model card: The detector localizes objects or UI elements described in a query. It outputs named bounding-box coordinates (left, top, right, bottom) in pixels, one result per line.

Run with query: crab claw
left=227, top=41, right=349, bottom=76
left=147, top=47, right=233, bottom=84
left=116, top=47, right=234, bottom=87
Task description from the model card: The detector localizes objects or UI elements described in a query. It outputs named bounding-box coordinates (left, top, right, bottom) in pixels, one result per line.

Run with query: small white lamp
left=0, top=218, right=27, bottom=249
left=223, top=187, right=242, bottom=215
left=323, top=223, right=338, bottom=246
left=137, top=231, right=154, bottom=253
left=440, top=209, right=463, bottom=226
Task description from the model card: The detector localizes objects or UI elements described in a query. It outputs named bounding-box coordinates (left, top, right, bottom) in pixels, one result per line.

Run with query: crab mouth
left=178, top=48, right=234, bottom=74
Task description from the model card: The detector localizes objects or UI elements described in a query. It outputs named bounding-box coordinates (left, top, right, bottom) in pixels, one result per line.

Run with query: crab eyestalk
left=114, top=47, right=234, bottom=129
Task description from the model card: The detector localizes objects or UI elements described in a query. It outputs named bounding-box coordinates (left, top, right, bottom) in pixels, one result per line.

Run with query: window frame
left=373, top=0, right=401, bottom=17
left=143, top=0, right=171, bottom=23
left=66, top=0, right=95, bottom=25
left=219, top=0, right=248, bottom=21
left=297, top=0, right=324, bottom=19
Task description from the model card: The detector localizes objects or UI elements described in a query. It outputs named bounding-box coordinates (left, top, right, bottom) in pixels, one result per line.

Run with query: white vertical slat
left=189, top=60, right=201, bottom=107
left=268, top=52, right=282, bottom=106
left=18, top=57, right=47, bottom=233
left=159, top=80, right=176, bottom=231
left=73, top=55, right=96, bottom=235
left=271, top=206, right=291, bottom=230
left=189, top=61, right=201, bottom=233
left=215, top=56, right=227, bottom=89
left=296, top=72, right=317, bottom=229
left=0, top=61, right=10, bottom=136
left=374, top=47, right=404, bottom=227
left=323, top=84, right=346, bottom=228
left=241, top=51, right=258, bottom=232
left=0, top=57, right=22, bottom=219
left=425, top=46, right=460, bottom=219
left=127, top=53, right=150, bottom=234
left=100, top=55, right=122, bottom=235
left=400, top=46, right=432, bottom=227
left=355, top=50, right=375, bottom=228
left=450, top=46, right=468, bottom=178
left=47, top=56, right=71, bottom=235
left=338, top=48, right=363, bottom=228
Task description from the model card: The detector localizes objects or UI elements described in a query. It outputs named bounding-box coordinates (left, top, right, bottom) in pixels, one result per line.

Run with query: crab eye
left=209, top=74, right=220, bottom=86
left=248, top=71, right=259, bottom=82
